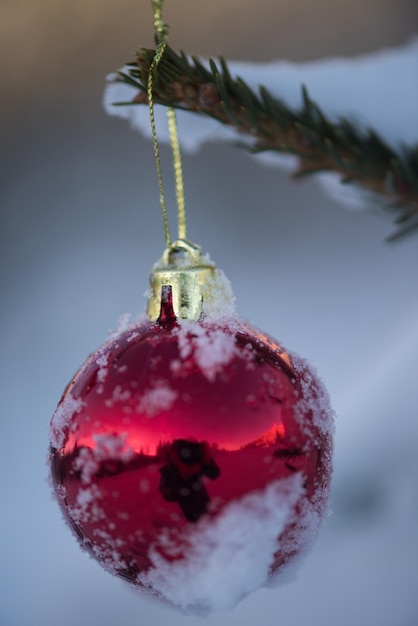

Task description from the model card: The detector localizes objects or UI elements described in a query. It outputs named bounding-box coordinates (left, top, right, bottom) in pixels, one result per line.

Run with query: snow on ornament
left=49, top=239, right=334, bottom=613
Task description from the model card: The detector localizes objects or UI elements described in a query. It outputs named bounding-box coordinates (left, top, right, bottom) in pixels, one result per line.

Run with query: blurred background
left=1, top=1, right=418, bottom=625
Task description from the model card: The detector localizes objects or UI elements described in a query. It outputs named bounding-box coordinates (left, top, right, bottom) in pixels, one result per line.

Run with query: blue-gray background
left=1, top=1, right=418, bottom=625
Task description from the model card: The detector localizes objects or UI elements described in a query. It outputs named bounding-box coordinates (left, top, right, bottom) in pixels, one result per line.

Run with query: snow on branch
left=104, top=38, right=418, bottom=239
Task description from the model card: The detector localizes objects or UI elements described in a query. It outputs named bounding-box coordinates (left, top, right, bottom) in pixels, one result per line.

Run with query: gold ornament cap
left=147, top=239, right=217, bottom=321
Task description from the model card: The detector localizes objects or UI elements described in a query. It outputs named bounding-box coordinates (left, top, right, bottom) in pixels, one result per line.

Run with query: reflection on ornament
left=49, top=244, right=334, bottom=613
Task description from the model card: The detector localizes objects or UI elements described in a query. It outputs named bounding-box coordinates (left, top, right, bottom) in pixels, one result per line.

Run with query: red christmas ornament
left=49, top=240, right=334, bottom=612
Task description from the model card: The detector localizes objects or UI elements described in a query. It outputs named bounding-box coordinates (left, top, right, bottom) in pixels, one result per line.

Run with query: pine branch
left=113, top=45, right=418, bottom=240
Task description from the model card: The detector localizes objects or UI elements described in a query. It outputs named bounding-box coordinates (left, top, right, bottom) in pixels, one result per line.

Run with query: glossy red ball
left=50, top=306, right=333, bottom=611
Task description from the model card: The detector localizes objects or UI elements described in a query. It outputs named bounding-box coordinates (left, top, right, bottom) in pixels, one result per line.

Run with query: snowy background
left=1, top=1, right=418, bottom=625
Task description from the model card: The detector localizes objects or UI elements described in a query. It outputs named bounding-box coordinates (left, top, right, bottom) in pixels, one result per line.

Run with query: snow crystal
left=139, top=473, right=304, bottom=613
left=95, top=354, right=108, bottom=367
left=136, top=381, right=178, bottom=417
left=69, top=484, right=104, bottom=525
left=73, top=447, right=100, bottom=484
left=50, top=394, right=85, bottom=449
left=104, top=385, right=132, bottom=408
left=97, top=369, right=107, bottom=384
left=81, top=524, right=125, bottom=575
left=291, top=352, right=335, bottom=440
left=107, top=312, right=147, bottom=340
left=175, top=322, right=238, bottom=382
left=200, top=264, right=237, bottom=323
left=88, top=531, right=127, bottom=575
left=126, top=331, right=140, bottom=343
left=95, top=353, right=109, bottom=386
left=55, top=484, right=67, bottom=500
left=107, top=312, right=134, bottom=339
left=193, top=328, right=237, bottom=382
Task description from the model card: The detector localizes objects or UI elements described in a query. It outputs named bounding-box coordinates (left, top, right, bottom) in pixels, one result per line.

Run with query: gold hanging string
left=167, top=108, right=187, bottom=240
left=147, top=41, right=171, bottom=247
left=148, top=0, right=187, bottom=246
left=151, top=0, right=169, bottom=40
